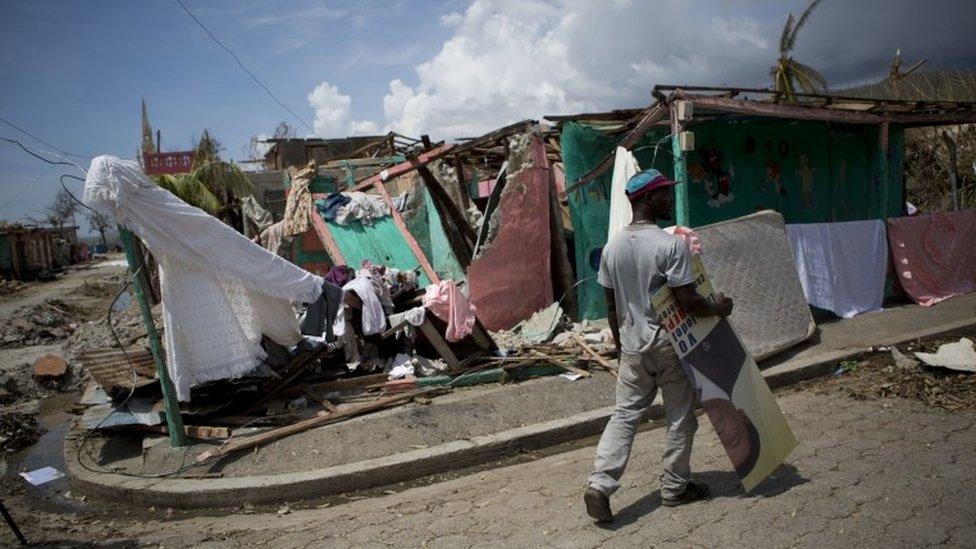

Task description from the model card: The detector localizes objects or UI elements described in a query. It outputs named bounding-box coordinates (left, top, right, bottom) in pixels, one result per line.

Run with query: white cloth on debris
left=334, top=192, right=390, bottom=226
left=83, top=156, right=324, bottom=401
left=786, top=219, right=888, bottom=319
left=333, top=276, right=387, bottom=337
left=608, top=147, right=639, bottom=240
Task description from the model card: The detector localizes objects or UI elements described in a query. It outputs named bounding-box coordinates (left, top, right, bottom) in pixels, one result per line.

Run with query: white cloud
left=307, top=81, right=382, bottom=137
left=374, top=0, right=777, bottom=138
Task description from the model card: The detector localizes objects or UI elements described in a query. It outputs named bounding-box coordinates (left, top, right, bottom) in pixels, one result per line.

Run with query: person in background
left=583, top=168, right=733, bottom=523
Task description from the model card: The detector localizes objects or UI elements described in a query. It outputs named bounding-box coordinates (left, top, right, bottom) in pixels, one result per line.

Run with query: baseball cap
left=625, top=168, right=674, bottom=202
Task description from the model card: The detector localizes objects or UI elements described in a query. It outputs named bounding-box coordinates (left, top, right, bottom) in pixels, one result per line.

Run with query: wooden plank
left=529, top=350, right=591, bottom=378
left=348, top=144, right=454, bottom=192
left=370, top=178, right=440, bottom=284
left=679, top=93, right=886, bottom=124
left=571, top=334, right=618, bottom=378
left=564, top=102, right=668, bottom=193
left=308, top=205, right=346, bottom=265
left=418, top=318, right=461, bottom=371
left=196, top=389, right=443, bottom=462
left=119, top=227, right=187, bottom=448
left=417, top=165, right=476, bottom=262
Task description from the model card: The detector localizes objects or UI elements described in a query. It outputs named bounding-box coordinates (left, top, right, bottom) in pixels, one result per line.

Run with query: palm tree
left=770, top=0, right=827, bottom=100
left=153, top=130, right=255, bottom=221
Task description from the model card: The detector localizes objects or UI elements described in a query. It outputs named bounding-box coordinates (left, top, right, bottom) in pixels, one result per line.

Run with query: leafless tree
left=88, top=210, right=113, bottom=246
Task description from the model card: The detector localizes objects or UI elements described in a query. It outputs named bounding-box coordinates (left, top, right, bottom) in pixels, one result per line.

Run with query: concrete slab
left=66, top=293, right=976, bottom=508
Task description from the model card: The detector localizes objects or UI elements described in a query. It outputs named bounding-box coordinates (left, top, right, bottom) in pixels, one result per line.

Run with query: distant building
left=0, top=223, right=81, bottom=280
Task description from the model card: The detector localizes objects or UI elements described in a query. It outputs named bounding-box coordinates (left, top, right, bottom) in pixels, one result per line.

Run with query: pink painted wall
left=468, top=137, right=554, bottom=330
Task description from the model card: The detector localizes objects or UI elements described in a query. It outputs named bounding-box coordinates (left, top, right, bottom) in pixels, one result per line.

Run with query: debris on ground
left=0, top=278, right=30, bottom=296
left=0, top=411, right=41, bottom=454
left=914, top=337, right=976, bottom=373
left=821, top=333, right=976, bottom=411
left=0, top=299, right=84, bottom=348
left=33, top=354, right=68, bottom=379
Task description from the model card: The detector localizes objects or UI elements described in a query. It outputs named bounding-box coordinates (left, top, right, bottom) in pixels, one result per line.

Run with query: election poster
left=651, top=255, right=797, bottom=492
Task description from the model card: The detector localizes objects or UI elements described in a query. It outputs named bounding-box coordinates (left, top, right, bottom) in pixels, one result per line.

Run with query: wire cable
left=174, top=0, right=316, bottom=134
left=1, top=136, right=89, bottom=177
left=0, top=114, right=92, bottom=159
left=0, top=167, right=52, bottom=211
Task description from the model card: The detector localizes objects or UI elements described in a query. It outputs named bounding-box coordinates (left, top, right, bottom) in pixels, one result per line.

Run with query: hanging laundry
left=83, top=156, right=324, bottom=401
left=334, top=192, right=390, bottom=226
left=608, top=146, right=639, bottom=239
left=315, top=193, right=351, bottom=221
left=241, top=196, right=273, bottom=238
left=281, top=162, right=315, bottom=237
left=258, top=221, right=287, bottom=254
left=786, top=219, right=888, bottom=318
left=300, top=281, right=345, bottom=341
left=422, top=280, right=477, bottom=342
left=333, top=276, right=387, bottom=336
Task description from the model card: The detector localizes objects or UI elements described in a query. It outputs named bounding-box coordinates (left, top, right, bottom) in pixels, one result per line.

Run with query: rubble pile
left=491, top=303, right=612, bottom=352
left=68, top=301, right=159, bottom=353
left=0, top=299, right=82, bottom=348
left=0, top=411, right=40, bottom=454
left=841, top=336, right=976, bottom=411
left=0, top=278, right=30, bottom=296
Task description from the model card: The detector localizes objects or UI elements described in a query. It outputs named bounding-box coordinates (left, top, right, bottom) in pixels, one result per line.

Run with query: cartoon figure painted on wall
left=700, top=148, right=734, bottom=208
left=765, top=160, right=786, bottom=197
left=796, top=153, right=816, bottom=207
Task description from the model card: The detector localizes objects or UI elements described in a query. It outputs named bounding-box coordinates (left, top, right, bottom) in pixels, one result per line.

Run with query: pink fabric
left=887, top=209, right=976, bottom=306
left=665, top=225, right=702, bottom=256
left=468, top=137, right=554, bottom=330
left=422, top=280, right=477, bottom=342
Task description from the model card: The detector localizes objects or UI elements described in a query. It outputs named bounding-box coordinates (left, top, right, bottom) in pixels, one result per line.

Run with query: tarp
left=468, top=136, right=554, bottom=330
left=787, top=219, right=888, bottom=318
left=84, top=156, right=322, bottom=401
left=887, top=209, right=976, bottom=306
left=696, top=211, right=815, bottom=360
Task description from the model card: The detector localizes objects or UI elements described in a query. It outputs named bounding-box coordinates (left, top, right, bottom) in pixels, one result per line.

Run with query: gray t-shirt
left=597, top=224, right=695, bottom=354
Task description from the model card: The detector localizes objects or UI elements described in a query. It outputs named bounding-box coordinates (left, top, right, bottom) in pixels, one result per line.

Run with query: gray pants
left=588, top=344, right=698, bottom=499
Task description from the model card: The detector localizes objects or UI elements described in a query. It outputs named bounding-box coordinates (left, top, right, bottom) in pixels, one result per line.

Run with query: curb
left=67, top=319, right=976, bottom=508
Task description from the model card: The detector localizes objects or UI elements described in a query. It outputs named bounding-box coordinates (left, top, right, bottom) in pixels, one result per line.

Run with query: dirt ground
left=0, top=257, right=128, bottom=454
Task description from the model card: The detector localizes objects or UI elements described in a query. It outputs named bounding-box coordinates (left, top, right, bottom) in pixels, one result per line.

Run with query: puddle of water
left=5, top=393, right=88, bottom=513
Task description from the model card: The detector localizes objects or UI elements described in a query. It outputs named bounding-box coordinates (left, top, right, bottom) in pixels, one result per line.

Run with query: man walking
left=584, top=169, right=733, bottom=523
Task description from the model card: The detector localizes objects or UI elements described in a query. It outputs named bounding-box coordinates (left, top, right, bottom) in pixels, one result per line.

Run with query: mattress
left=695, top=210, right=816, bottom=360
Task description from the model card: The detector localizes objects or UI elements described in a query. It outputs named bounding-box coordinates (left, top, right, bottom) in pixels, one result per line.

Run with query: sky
left=2, top=0, right=976, bottom=231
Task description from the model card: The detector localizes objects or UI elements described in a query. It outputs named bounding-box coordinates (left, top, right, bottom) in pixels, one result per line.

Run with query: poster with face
left=651, top=255, right=797, bottom=492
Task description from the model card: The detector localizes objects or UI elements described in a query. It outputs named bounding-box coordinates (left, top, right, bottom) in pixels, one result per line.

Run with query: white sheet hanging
left=84, top=156, right=324, bottom=401
left=786, top=219, right=888, bottom=319
left=608, top=147, right=639, bottom=240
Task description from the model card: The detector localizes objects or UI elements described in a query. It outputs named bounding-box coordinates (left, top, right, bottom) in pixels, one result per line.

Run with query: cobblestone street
left=5, top=372, right=976, bottom=548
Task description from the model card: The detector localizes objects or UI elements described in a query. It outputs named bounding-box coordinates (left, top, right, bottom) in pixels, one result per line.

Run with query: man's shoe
left=583, top=487, right=614, bottom=522
left=661, top=481, right=711, bottom=507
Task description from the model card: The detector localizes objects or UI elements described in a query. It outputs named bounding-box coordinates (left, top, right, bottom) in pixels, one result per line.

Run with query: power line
left=0, top=113, right=92, bottom=159
left=0, top=167, right=52, bottom=211
left=174, top=0, right=316, bottom=134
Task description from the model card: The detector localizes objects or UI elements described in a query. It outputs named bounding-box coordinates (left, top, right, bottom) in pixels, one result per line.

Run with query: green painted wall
left=562, top=119, right=906, bottom=319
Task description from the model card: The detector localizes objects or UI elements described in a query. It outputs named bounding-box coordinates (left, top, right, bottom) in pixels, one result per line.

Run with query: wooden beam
left=308, top=204, right=346, bottom=265
left=564, top=102, right=668, bottom=193
left=370, top=177, right=441, bottom=284
left=348, top=144, right=454, bottom=192
left=418, top=318, right=461, bottom=371
left=196, top=389, right=444, bottom=462
left=677, top=93, right=886, bottom=124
